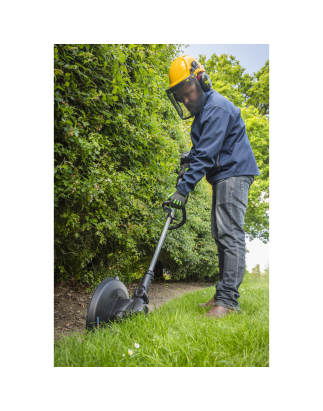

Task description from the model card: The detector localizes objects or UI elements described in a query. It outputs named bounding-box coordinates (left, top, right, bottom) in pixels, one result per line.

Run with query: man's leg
left=208, top=176, right=253, bottom=315
left=197, top=184, right=225, bottom=307
left=197, top=192, right=224, bottom=307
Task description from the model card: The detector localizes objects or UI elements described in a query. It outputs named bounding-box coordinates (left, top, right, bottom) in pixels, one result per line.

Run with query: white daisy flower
left=122, top=354, right=125, bottom=357
left=134, top=343, right=140, bottom=349
left=241, top=289, right=244, bottom=291
left=128, top=349, right=133, bottom=356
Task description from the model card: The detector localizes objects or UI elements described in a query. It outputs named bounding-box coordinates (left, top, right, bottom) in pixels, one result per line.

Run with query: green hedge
left=54, top=44, right=219, bottom=285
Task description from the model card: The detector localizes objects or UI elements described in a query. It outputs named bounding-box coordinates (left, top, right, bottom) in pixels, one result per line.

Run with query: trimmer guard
left=86, top=276, right=148, bottom=331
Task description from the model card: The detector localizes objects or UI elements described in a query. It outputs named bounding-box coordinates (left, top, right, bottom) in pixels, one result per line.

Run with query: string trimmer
left=85, top=152, right=191, bottom=330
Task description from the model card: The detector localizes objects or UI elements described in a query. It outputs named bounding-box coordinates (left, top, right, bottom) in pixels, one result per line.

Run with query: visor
left=166, top=75, right=206, bottom=120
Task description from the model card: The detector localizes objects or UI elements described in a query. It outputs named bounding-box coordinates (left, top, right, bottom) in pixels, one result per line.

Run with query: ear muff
left=197, top=72, right=212, bottom=92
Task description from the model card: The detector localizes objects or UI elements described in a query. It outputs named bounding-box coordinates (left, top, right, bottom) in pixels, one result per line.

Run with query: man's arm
left=176, top=106, right=232, bottom=196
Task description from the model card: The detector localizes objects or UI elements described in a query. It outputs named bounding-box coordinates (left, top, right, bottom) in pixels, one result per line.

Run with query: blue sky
left=183, top=44, right=269, bottom=76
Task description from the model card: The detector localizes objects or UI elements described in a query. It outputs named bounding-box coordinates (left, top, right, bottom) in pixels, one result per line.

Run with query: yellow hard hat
left=166, top=55, right=211, bottom=120
left=169, top=55, right=205, bottom=88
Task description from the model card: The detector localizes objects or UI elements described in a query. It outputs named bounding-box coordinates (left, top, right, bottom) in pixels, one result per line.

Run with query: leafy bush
left=54, top=44, right=219, bottom=284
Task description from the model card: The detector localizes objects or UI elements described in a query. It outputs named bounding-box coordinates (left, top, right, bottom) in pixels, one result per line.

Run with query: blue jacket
left=176, top=89, right=260, bottom=196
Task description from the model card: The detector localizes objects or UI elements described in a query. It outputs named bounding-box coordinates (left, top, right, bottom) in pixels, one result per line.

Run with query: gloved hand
left=176, top=163, right=190, bottom=186
left=166, top=190, right=188, bottom=209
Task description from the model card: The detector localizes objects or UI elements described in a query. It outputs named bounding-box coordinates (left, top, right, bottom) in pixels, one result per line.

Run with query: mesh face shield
left=166, top=75, right=206, bottom=120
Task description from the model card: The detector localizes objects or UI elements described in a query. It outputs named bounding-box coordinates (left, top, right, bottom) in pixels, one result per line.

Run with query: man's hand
left=176, top=151, right=191, bottom=186
left=176, top=163, right=190, bottom=186
left=165, top=190, right=188, bottom=209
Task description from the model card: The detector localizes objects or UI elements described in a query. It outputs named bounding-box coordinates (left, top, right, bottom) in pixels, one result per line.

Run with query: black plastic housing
left=86, top=277, right=130, bottom=330
left=139, top=270, right=154, bottom=293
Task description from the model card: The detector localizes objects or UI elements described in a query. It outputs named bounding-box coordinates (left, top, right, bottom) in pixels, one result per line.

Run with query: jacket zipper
left=216, top=153, right=221, bottom=171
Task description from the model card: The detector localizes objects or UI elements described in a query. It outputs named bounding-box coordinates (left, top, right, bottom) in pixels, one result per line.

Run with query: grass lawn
left=54, top=276, right=269, bottom=367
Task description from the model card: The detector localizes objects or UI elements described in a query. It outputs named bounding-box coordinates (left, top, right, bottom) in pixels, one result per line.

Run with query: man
left=165, top=55, right=260, bottom=318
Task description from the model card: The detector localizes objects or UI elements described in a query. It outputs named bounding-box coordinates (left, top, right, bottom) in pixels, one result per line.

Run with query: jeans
left=211, top=176, right=254, bottom=310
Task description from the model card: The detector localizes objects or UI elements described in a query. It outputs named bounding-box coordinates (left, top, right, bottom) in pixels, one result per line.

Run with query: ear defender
left=198, top=72, right=212, bottom=92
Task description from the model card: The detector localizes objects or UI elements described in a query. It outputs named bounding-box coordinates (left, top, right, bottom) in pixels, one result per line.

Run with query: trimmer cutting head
left=86, top=276, right=148, bottom=331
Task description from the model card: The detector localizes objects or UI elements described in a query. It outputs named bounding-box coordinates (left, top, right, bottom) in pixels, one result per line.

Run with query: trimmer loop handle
left=162, top=201, right=186, bottom=230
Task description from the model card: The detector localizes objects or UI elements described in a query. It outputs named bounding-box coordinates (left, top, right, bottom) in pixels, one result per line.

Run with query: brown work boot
left=197, top=297, right=216, bottom=307
left=204, top=305, right=235, bottom=318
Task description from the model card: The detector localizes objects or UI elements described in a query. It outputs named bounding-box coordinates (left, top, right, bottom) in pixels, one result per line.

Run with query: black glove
left=166, top=190, right=188, bottom=210
left=176, top=151, right=191, bottom=186
left=176, top=162, right=191, bottom=186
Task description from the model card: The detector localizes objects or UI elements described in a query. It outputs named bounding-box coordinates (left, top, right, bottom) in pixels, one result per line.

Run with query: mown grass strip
left=54, top=276, right=269, bottom=367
